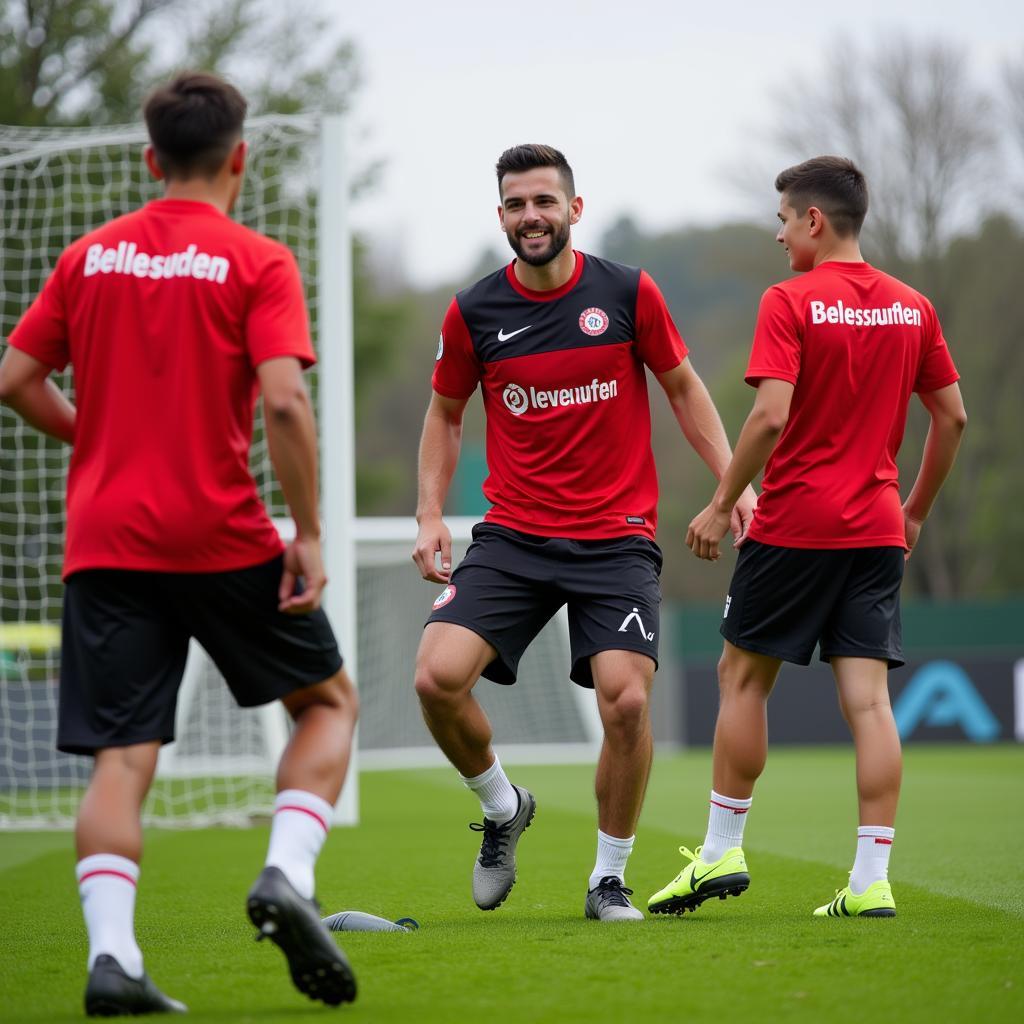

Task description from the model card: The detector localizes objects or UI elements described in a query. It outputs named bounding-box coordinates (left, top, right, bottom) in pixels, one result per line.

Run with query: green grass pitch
left=2, top=745, right=1022, bottom=1022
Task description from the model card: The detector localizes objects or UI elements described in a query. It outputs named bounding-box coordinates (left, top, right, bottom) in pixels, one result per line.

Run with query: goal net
left=0, top=119, right=602, bottom=830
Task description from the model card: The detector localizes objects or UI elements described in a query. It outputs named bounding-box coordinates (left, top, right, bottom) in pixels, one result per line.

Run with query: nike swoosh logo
left=691, top=866, right=715, bottom=887
left=497, top=325, right=532, bottom=342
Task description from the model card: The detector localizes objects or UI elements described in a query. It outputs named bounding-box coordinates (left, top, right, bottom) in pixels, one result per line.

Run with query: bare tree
left=772, top=38, right=996, bottom=274
left=1004, top=50, right=1024, bottom=203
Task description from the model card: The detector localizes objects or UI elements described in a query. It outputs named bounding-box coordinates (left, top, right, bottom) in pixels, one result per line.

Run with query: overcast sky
left=334, top=1, right=1022, bottom=288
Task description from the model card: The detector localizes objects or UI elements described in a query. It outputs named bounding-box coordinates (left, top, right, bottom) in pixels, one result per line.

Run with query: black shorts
left=426, top=523, right=663, bottom=688
left=58, top=555, right=343, bottom=755
left=720, top=540, right=905, bottom=667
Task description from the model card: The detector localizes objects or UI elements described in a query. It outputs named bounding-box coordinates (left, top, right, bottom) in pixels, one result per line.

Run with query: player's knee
left=602, top=683, right=649, bottom=738
left=839, top=691, right=891, bottom=723
left=717, top=654, right=772, bottom=701
left=94, top=742, right=160, bottom=782
left=285, top=668, right=358, bottom=724
left=413, top=664, right=450, bottom=708
left=326, top=669, right=359, bottom=722
left=413, top=659, right=469, bottom=710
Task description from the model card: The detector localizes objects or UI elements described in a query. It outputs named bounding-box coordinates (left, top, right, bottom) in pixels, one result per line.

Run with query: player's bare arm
left=0, top=346, right=76, bottom=444
left=413, top=390, right=470, bottom=583
left=258, top=355, right=325, bottom=614
left=656, top=358, right=757, bottom=541
left=902, top=382, right=967, bottom=559
left=687, top=377, right=795, bottom=561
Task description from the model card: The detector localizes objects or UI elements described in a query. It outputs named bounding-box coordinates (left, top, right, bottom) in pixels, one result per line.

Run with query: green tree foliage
left=928, top=216, right=1024, bottom=595
left=601, top=218, right=782, bottom=600
left=1, top=1, right=412, bottom=628
left=0, top=0, right=359, bottom=124
left=352, top=237, right=417, bottom=510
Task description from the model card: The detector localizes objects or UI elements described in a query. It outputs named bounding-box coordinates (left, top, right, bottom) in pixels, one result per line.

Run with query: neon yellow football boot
left=647, top=845, right=749, bottom=916
left=813, top=879, right=896, bottom=917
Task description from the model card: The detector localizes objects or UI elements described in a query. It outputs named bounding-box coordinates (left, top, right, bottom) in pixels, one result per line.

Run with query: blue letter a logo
left=893, top=661, right=1000, bottom=742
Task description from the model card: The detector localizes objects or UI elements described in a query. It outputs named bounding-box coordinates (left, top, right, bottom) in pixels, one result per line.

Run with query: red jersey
left=432, top=253, right=688, bottom=540
left=745, top=260, right=960, bottom=549
left=8, top=198, right=315, bottom=578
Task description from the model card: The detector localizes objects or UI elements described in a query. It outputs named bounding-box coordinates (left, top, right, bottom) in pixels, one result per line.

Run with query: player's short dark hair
left=143, top=72, right=247, bottom=180
left=775, top=156, right=869, bottom=238
left=495, top=144, right=575, bottom=199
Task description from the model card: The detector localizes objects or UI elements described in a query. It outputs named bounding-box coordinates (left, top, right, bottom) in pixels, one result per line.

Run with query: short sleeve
left=914, top=303, right=960, bottom=393
left=245, top=247, right=315, bottom=369
left=431, top=298, right=480, bottom=399
left=8, top=256, right=70, bottom=371
left=745, top=286, right=801, bottom=387
left=634, top=271, right=688, bottom=372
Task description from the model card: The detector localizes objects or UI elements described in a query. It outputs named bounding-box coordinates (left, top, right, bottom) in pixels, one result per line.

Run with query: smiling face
left=497, top=166, right=581, bottom=267
left=775, top=194, right=820, bottom=273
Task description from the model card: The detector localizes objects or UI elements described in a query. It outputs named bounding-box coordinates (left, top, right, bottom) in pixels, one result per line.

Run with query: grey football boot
left=247, top=866, right=357, bottom=1006
left=84, top=955, right=187, bottom=1016
left=470, top=785, right=536, bottom=910
left=585, top=876, right=645, bottom=921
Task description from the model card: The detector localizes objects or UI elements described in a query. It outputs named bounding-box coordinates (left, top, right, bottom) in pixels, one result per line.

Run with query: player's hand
left=686, top=502, right=733, bottom=561
left=903, top=506, right=923, bottom=562
left=731, top=486, right=758, bottom=547
left=413, top=517, right=453, bottom=583
left=278, top=534, right=327, bottom=614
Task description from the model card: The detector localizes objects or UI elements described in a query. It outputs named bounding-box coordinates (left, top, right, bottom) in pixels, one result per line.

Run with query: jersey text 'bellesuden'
left=83, top=242, right=230, bottom=284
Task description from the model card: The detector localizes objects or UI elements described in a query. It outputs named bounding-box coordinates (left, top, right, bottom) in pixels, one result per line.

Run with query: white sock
left=265, top=789, right=333, bottom=900
left=461, top=756, right=518, bottom=824
left=849, top=826, right=895, bottom=894
left=701, top=790, right=752, bottom=862
left=76, top=854, right=144, bottom=978
left=588, top=830, right=635, bottom=890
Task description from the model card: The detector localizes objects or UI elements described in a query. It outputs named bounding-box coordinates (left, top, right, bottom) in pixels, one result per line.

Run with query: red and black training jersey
left=432, top=252, right=688, bottom=541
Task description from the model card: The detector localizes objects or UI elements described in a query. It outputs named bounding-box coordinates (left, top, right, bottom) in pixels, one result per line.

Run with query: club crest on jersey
left=432, top=584, right=456, bottom=610
left=436, top=333, right=444, bottom=361
left=579, top=307, right=609, bottom=336
left=503, top=383, right=529, bottom=416
left=617, top=606, right=655, bottom=641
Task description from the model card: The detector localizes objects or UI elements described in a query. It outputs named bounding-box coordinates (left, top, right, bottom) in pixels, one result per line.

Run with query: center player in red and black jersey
left=411, top=144, right=756, bottom=921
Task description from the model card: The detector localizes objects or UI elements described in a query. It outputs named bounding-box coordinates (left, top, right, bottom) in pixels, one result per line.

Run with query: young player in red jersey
left=411, top=144, right=757, bottom=921
left=0, top=73, right=358, bottom=1012
left=647, top=156, right=966, bottom=919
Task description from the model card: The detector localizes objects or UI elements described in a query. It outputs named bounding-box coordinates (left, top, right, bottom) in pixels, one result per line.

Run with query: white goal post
left=0, top=116, right=604, bottom=831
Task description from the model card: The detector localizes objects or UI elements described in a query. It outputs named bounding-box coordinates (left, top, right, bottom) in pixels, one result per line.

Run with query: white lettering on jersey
left=500, top=377, right=619, bottom=415
left=809, top=299, right=921, bottom=327
left=83, top=242, right=230, bottom=284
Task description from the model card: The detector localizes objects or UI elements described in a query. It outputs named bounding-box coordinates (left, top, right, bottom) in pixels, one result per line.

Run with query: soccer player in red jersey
left=0, top=73, right=358, bottom=1012
left=647, top=156, right=967, bottom=919
left=411, top=144, right=757, bottom=921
